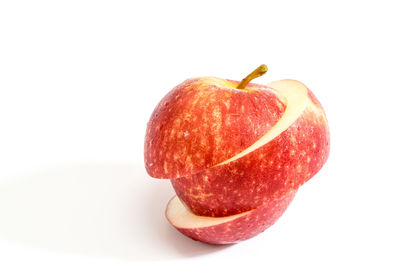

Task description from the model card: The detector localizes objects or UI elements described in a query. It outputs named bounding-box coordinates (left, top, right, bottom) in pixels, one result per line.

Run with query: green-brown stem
left=237, top=64, right=268, bottom=89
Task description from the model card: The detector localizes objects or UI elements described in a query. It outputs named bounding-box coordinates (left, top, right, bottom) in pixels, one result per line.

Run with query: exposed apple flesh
left=166, top=190, right=296, bottom=244
left=171, top=80, right=329, bottom=216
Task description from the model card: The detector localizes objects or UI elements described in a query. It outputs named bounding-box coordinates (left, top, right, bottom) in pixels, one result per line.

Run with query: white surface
left=0, top=0, right=399, bottom=266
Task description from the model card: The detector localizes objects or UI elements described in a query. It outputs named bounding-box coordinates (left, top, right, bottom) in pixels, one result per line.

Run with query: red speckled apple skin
left=171, top=102, right=330, bottom=216
left=169, top=190, right=297, bottom=244
left=144, top=78, right=285, bottom=179
left=145, top=77, right=330, bottom=244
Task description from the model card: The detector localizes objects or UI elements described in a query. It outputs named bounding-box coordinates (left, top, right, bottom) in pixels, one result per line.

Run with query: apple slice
left=166, top=190, right=296, bottom=245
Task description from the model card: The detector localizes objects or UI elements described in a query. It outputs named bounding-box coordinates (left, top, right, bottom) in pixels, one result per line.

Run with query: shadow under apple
left=0, top=161, right=229, bottom=262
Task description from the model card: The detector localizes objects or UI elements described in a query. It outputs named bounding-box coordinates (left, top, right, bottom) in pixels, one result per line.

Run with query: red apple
left=144, top=65, right=330, bottom=243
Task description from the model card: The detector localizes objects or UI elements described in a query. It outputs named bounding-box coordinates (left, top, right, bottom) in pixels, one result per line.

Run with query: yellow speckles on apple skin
left=225, top=116, right=232, bottom=126
left=312, top=142, right=317, bottom=149
left=223, top=100, right=231, bottom=109
left=284, top=165, right=290, bottom=170
left=296, top=164, right=302, bottom=173
left=212, top=107, right=222, bottom=119
left=186, top=187, right=213, bottom=199
left=190, top=193, right=213, bottom=199
left=173, top=118, right=181, bottom=127
left=163, top=161, right=168, bottom=174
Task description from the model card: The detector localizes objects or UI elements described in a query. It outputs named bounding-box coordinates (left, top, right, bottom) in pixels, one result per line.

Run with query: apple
left=166, top=190, right=297, bottom=244
left=144, top=65, right=329, bottom=243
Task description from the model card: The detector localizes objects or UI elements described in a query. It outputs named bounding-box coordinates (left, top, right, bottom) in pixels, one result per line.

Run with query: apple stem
left=237, top=64, right=268, bottom=90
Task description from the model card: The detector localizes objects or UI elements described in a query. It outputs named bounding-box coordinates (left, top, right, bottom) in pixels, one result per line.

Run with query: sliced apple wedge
left=166, top=190, right=296, bottom=245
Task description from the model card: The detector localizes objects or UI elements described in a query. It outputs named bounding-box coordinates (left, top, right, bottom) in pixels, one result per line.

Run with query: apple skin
left=166, top=190, right=297, bottom=245
left=145, top=77, right=329, bottom=217
left=144, top=78, right=286, bottom=178
left=144, top=74, right=330, bottom=244
left=171, top=98, right=329, bottom=216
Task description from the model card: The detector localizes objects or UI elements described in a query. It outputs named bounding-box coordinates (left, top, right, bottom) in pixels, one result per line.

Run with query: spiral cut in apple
left=145, top=65, right=330, bottom=244
left=166, top=190, right=297, bottom=244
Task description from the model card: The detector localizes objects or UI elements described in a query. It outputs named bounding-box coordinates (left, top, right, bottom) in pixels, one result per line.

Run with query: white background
left=0, top=0, right=399, bottom=266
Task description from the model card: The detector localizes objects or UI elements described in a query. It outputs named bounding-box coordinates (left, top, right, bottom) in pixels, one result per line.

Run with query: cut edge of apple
left=217, top=79, right=311, bottom=166
left=166, top=195, right=252, bottom=229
